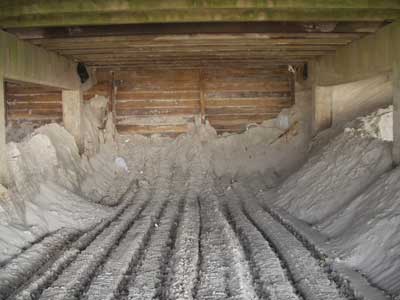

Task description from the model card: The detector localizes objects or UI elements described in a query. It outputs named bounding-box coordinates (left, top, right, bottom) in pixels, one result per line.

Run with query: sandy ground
left=0, top=100, right=398, bottom=299
left=0, top=151, right=378, bottom=300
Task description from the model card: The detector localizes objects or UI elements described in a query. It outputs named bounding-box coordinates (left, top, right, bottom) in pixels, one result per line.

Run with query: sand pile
left=319, top=166, right=400, bottom=294
left=0, top=96, right=131, bottom=264
left=256, top=106, right=400, bottom=294
left=274, top=130, right=392, bottom=224
left=118, top=97, right=310, bottom=183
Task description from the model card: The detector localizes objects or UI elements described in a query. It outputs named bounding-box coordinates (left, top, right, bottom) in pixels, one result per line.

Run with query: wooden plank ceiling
left=1, top=1, right=397, bottom=71
left=6, top=21, right=389, bottom=69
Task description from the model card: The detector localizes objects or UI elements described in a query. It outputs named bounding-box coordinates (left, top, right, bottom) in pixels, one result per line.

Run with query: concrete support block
left=0, top=30, right=81, bottom=90
left=0, top=76, right=9, bottom=186
left=393, top=59, right=400, bottom=164
left=62, top=89, right=83, bottom=152
left=312, top=85, right=333, bottom=134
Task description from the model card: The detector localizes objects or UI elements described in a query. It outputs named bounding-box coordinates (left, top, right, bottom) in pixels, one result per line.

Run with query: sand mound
left=274, top=131, right=392, bottom=224
left=262, top=106, right=399, bottom=294
left=318, top=166, right=400, bottom=293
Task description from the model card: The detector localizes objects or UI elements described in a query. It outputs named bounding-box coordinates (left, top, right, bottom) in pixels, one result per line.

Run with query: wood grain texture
left=5, top=82, right=62, bottom=124
left=111, top=66, right=294, bottom=136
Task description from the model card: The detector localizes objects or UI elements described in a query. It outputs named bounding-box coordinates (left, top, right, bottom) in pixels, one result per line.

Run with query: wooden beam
left=1, top=1, right=399, bottom=27
left=108, top=71, right=117, bottom=124
left=30, top=35, right=357, bottom=49
left=72, top=50, right=333, bottom=61
left=92, top=62, right=307, bottom=70
left=199, top=70, right=206, bottom=124
left=29, top=32, right=363, bottom=44
left=53, top=45, right=341, bottom=55
left=5, top=22, right=387, bottom=40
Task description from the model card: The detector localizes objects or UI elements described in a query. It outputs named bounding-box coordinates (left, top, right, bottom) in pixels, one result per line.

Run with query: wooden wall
left=203, top=67, right=293, bottom=133
left=5, top=66, right=294, bottom=138
left=112, top=70, right=200, bottom=136
left=93, top=66, right=294, bottom=136
left=5, top=82, right=63, bottom=125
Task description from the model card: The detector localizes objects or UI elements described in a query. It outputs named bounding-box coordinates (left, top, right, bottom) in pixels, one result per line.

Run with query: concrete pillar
left=393, top=59, right=400, bottom=164
left=62, top=89, right=83, bottom=152
left=312, top=85, right=333, bottom=134
left=0, top=76, right=9, bottom=186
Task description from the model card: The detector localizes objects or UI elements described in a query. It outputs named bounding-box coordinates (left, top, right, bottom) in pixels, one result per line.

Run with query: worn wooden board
left=5, top=81, right=63, bottom=125
left=111, top=66, right=294, bottom=135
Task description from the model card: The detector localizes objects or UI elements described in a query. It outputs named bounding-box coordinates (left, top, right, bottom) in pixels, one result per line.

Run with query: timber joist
left=3, top=2, right=396, bottom=69
left=17, top=33, right=363, bottom=68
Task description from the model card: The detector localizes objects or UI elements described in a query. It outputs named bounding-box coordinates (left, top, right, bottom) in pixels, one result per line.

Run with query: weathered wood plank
left=33, top=38, right=355, bottom=52
left=206, top=98, right=292, bottom=106
left=58, top=45, right=339, bottom=55
left=206, top=91, right=291, bottom=99
left=206, top=107, right=286, bottom=115
left=116, top=99, right=200, bottom=109
left=90, top=59, right=307, bottom=68
left=117, top=107, right=200, bottom=116
left=208, top=114, right=278, bottom=122
left=8, top=110, right=62, bottom=119
left=6, top=87, right=61, bottom=94
left=73, top=50, right=331, bottom=61
left=204, top=81, right=290, bottom=92
left=116, top=90, right=199, bottom=100
left=116, top=124, right=189, bottom=135
left=26, top=32, right=367, bottom=44
left=6, top=94, right=62, bottom=102
left=7, top=102, right=61, bottom=110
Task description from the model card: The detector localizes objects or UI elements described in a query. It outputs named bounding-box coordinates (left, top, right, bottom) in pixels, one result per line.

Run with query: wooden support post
left=108, top=71, right=116, bottom=123
left=199, top=70, right=206, bottom=124
left=0, top=76, right=9, bottom=186
left=393, top=59, right=400, bottom=164
left=289, top=69, right=296, bottom=104
left=62, top=89, right=83, bottom=152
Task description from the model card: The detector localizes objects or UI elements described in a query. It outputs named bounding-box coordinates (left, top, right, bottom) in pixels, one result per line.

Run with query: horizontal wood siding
left=204, top=67, right=293, bottom=133
left=114, top=69, right=200, bottom=136
left=6, top=82, right=62, bottom=124
left=113, top=66, right=294, bottom=136
left=5, top=67, right=294, bottom=137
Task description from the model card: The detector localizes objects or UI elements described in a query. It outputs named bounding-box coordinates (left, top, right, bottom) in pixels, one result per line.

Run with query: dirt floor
left=0, top=164, right=369, bottom=300
left=0, top=103, right=398, bottom=300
